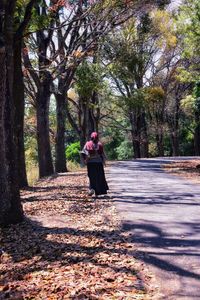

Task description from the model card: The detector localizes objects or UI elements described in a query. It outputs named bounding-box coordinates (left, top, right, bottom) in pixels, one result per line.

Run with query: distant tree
left=104, top=15, right=157, bottom=158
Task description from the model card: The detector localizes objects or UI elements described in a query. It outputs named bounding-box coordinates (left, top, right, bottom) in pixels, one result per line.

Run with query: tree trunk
left=36, top=78, right=54, bottom=178
left=194, top=112, right=200, bottom=155
left=88, top=91, right=100, bottom=134
left=13, top=40, right=28, bottom=187
left=156, top=132, right=164, bottom=157
left=140, top=111, right=149, bottom=158
left=55, top=92, right=67, bottom=173
left=130, top=111, right=141, bottom=158
left=168, top=95, right=180, bottom=156
left=0, top=2, right=23, bottom=226
left=131, top=135, right=141, bottom=159
left=170, top=130, right=179, bottom=156
left=79, top=96, right=89, bottom=149
left=0, top=42, right=11, bottom=226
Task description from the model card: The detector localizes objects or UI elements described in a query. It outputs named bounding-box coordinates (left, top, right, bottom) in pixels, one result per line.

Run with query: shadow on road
left=107, top=159, right=200, bottom=298
left=121, top=221, right=200, bottom=280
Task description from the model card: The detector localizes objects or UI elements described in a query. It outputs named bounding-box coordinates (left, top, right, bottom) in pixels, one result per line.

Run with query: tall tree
left=0, top=0, right=23, bottom=226
left=13, top=0, right=37, bottom=187
left=23, top=1, right=55, bottom=178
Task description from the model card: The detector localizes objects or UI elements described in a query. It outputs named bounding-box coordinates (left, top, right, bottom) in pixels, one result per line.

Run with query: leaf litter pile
left=0, top=170, right=156, bottom=299
left=163, top=159, right=200, bottom=183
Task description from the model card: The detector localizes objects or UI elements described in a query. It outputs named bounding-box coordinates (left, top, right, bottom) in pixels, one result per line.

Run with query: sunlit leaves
left=176, top=0, right=200, bottom=82
left=181, top=94, right=196, bottom=116
left=144, top=86, right=165, bottom=103
left=177, top=0, right=200, bottom=57
left=151, top=9, right=177, bottom=49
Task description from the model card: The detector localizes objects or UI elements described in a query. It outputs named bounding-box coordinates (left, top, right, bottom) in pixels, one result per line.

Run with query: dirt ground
left=0, top=169, right=157, bottom=300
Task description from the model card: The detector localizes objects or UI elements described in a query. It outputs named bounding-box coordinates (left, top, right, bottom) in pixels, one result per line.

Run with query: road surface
left=107, top=158, right=200, bottom=300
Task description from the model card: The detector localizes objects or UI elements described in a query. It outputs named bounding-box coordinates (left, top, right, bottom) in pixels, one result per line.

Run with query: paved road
left=107, top=158, right=200, bottom=300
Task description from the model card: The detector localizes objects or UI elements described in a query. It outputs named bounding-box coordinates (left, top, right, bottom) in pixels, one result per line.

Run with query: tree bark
left=88, top=91, right=100, bottom=134
left=13, top=40, right=28, bottom=187
left=79, top=96, right=89, bottom=149
left=140, top=110, right=149, bottom=158
left=36, top=76, right=54, bottom=178
left=130, top=111, right=141, bottom=158
left=0, top=42, right=11, bottom=226
left=156, top=132, right=164, bottom=157
left=0, top=1, right=23, bottom=226
left=170, top=130, right=180, bottom=156
left=55, top=92, right=67, bottom=173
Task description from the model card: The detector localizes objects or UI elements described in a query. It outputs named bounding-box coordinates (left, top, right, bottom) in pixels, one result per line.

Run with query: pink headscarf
left=90, top=132, right=98, bottom=141
left=85, top=132, right=103, bottom=153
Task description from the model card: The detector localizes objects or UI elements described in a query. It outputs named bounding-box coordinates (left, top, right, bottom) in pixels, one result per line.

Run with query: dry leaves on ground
left=163, top=160, right=200, bottom=183
left=0, top=170, right=156, bottom=300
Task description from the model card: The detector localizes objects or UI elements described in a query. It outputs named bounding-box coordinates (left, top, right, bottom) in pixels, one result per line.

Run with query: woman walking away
left=81, top=132, right=109, bottom=197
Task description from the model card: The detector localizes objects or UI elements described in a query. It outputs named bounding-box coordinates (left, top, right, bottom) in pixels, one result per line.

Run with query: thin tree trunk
left=36, top=79, right=54, bottom=178
left=13, top=40, right=28, bottom=187
left=55, top=92, right=67, bottom=173
left=140, top=111, right=149, bottom=158
left=194, top=112, right=200, bottom=155
left=79, top=96, right=89, bottom=148
left=130, top=111, right=141, bottom=158
left=88, top=91, right=100, bottom=134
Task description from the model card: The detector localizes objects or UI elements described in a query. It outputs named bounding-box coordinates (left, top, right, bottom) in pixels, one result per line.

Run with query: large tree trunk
left=55, top=92, right=67, bottom=173
left=13, top=40, right=28, bottom=187
left=36, top=77, right=54, bottom=178
left=0, top=1, right=23, bottom=226
left=0, top=40, right=11, bottom=226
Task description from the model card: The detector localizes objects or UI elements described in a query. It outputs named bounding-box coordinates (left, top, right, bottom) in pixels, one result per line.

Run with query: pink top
left=83, top=141, right=104, bottom=163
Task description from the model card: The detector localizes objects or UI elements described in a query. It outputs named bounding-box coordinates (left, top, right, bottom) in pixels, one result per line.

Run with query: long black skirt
left=87, top=162, right=109, bottom=196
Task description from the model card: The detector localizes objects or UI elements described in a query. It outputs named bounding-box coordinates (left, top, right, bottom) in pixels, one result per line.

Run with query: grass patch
left=67, top=160, right=82, bottom=172
left=26, top=164, right=39, bottom=186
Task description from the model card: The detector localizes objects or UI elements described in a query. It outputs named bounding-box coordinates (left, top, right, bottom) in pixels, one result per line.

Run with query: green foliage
left=181, top=94, right=196, bottom=116
left=181, top=83, right=200, bottom=115
left=116, top=140, right=133, bottom=160
left=65, top=141, right=80, bottom=163
left=179, top=127, right=194, bottom=156
left=177, top=0, right=200, bottom=82
left=104, top=135, right=121, bottom=160
left=75, top=61, right=104, bottom=99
